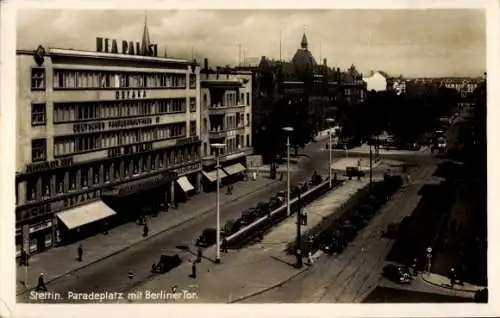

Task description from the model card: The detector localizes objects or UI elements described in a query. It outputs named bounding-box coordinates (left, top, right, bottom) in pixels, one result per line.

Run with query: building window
left=31, top=68, right=45, bottom=90
left=31, top=103, right=46, bottom=126
left=246, top=92, right=250, bottom=105
left=190, top=74, right=196, bottom=89
left=190, top=98, right=196, bottom=112
left=203, top=94, right=208, bottom=109
left=190, top=121, right=196, bottom=137
left=31, top=139, right=47, bottom=162
left=246, top=134, right=250, bottom=147
left=246, top=114, right=250, bottom=127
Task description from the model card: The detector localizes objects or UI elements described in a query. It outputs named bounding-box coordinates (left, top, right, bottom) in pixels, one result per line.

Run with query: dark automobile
left=382, top=264, right=412, bottom=284
left=255, top=201, right=269, bottom=217
left=268, top=197, right=282, bottom=211
left=222, top=219, right=241, bottom=236
left=196, top=228, right=217, bottom=247
left=346, top=167, right=365, bottom=178
left=274, top=191, right=286, bottom=202
left=310, top=172, right=323, bottom=186
left=241, top=208, right=259, bottom=225
left=321, top=234, right=347, bottom=254
left=151, top=254, right=182, bottom=273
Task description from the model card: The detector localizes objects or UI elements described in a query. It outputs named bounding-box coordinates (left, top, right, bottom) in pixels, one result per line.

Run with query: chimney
left=323, top=58, right=327, bottom=66
left=204, top=58, right=208, bottom=70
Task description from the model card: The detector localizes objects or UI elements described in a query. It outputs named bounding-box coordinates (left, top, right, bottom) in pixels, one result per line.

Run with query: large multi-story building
left=15, top=24, right=202, bottom=255
left=199, top=60, right=253, bottom=189
left=238, top=33, right=366, bottom=159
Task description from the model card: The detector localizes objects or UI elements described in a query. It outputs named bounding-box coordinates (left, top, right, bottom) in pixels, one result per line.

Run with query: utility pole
left=238, top=44, right=242, bottom=67
left=369, top=137, right=373, bottom=193
left=279, top=30, right=282, bottom=62
left=296, top=192, right=303, bottom=268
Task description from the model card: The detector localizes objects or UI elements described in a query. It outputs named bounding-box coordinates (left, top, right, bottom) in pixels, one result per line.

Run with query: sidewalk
left=129, top=179, right=372, bottom=303
left=330, top=144, right=431, bottom=156
left=262, top=179, right=372, bottom=254
left=16, top=176, right=278, bottom=295
left=420, top=272, right=486, bottom=293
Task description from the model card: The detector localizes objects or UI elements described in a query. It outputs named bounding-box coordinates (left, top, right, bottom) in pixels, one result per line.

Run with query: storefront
left=55, top=200, right=117, bottom=244
left=201, top=169, right=228, bottom=192
left=16, top=219, right=54, bottom=257
left=222, top=162, right=247, bottom=183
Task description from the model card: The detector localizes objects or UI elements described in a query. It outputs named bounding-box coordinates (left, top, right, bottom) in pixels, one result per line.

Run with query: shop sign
left=26, top=158, right=73, bottom=173
left=108, top=117, right=154, bottom=129
left=115, top=90, right=148, bottom=100
left=96, top=37, right=158, bottom=57
left=171, top=162, right=201, bottom=176
left=29, top=220, right=52, bottom=234
left=176, top=136, right=200, bottom=146
left=73, top=122, right=105, bottom=133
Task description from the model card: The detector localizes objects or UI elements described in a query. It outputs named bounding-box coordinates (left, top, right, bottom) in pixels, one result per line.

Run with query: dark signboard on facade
left=25, top=158, right=73, bottom=173
left=96, top=37, right=158, bottom=57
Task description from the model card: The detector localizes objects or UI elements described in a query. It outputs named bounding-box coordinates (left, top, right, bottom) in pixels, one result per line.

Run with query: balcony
left=202, top=147, right=254, bottom=165
left=208, top=104, right=246, bottom=115
left=208, top=125, right=246, bottom=138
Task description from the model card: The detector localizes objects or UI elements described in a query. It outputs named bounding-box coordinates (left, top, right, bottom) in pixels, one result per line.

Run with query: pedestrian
left=280, top=171, right=284, bottom=181
left=412, top=258, right=418, bottom=276
left=302, top=209, right=308, bottom=226
left=196, top=247, right=203, bottom=263
left=143, top=223, right=149, bottom=237
left=406, top=174, right=411, bottom=185
left=77, top=244, right=83, bottom=262
left=307, top=251, right=314, bottom=265
left=229, top=185, right=233, bottom=195
left=166, top=202, right=170, bottom=212
left=449, top=268, right=456, bottom=287
left=190, top=261, right=197, bottom=279
left=103, top=221, right=109, bottom=235
left=252, top=171, right=257, bottom=181
left=222, top=238, right=228, bottom=253
left=36, top=273, right=47, bottom=292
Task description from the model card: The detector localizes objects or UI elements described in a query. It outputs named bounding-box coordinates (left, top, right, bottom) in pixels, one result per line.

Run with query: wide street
left=240, top=162, right=440, bottom=303
left=18, top=139, right=344, bottom=302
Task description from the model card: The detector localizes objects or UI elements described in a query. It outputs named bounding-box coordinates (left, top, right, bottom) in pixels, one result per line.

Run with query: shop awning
left=105, top=172, right=177, bottom=197
left=223, top=163, right=246, bottom=175
left=202, top=169, right=228, bottom=182
left=56, top=200, right=116, bottom=230
left=177, top=176, right=195, bottom=192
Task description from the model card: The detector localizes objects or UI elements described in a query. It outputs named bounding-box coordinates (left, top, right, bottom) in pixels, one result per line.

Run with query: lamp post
left=211, top=143, right=226, bottom=264
left=282, top=127, right=294, bottom=217
left=326, top=118, right=335, bottom=188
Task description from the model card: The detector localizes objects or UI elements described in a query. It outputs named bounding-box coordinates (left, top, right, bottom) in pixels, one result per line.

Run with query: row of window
left=22, top=145, right=200, bottom=203
left=208, top=113, right=249, bottom=132
left=51, top=69, right=188, bottom=90
left=32, top=98, right=196, bottom=126
left=32, top=123, right=187, bottom=159
left=205, top=134, right=251, bottom=156
left=203, top=91, right=251, bottom=108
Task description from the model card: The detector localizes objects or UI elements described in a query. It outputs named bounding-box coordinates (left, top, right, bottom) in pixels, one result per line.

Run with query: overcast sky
left=17, top=9, right=485, bottom=77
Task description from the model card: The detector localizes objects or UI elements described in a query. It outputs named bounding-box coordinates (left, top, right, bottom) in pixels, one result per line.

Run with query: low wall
left=226, top=179, right=340, bottom=247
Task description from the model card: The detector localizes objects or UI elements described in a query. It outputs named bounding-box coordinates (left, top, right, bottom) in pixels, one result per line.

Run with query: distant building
left=363, top=71, right=389, bottom=92
left=199, top=60, right=253, bottom=190
left=440, top=79, right=478, bottom=98
left=238, top=32, right=366, bottom=150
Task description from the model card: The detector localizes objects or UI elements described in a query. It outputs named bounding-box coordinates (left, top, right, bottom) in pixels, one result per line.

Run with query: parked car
left=222, top=219, right=241, bottom=236
left=274, top=191, right=286, bottom=203
left=151, top=254, right=182, bottom=273
left=196, top=228, right=217, bottom=247
left=346, top=167, right=365, bottom=178
left=255, top=201, right=269, bottom=217
left=268, top=197, right=282, bottom=211
left=320, top=234, right=347, bottom=254
left=241, top=208, right=259, bottom=225
left=382, top=264, right=412, bottom=284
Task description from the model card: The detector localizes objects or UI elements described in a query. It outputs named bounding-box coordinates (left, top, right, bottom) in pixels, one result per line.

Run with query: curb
left=17, top=179, right=279, bottom=296
left=228, top=266, right=310, bottom=303
left=420, top=273, right=481, bottom=293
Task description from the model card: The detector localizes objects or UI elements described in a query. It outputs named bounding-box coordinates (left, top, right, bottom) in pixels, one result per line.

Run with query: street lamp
left=282, top=127, right=294, bottom=217
left=326, top=118, right=335, bottom=188
left=211, top=143, right=226, bottom=264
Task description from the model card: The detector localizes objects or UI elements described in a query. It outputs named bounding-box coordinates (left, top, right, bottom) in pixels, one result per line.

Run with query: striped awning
left=202, top=169, right=228, bottom=182
left=223, top=163, right=246, bottom=175
left=177, top=176, right=195, bottom=192
left=56, top=200, right=116, bottom=230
